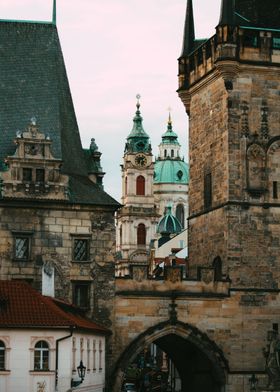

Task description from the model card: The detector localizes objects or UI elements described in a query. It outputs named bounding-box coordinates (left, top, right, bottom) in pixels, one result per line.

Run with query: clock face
left=135, top=154, right=147, bottom=167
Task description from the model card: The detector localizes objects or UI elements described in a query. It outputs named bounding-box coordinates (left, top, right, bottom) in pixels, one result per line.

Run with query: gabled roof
left=0, top=20, right=119, bottom=208
left=0, top=280, right=109, bottom=334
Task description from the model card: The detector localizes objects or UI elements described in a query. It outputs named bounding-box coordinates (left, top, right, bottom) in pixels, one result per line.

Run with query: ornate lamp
left=77, top=360, right=86, bottom=383
left=249, top=374, right=258, bottom=391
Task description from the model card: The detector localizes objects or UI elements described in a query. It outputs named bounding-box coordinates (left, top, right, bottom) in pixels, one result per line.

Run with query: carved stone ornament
left=263, top=330, right=280, bottom=389
left=200, top=267, right=215, bottom=284
left=132, top=265, right=148, bottom=282
left=165, top=266, right=182, bottom=283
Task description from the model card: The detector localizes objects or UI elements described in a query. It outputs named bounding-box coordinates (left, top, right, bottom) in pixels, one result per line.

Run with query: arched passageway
left=110, top=321, right=228, bottom=392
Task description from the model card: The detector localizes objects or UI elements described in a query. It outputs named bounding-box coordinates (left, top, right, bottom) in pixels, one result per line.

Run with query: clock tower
left=116, top=96, right=159, bottom=275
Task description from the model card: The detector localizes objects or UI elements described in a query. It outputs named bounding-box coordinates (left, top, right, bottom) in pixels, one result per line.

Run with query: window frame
left=204, top=172, right=212, bottom=209
left=34, top=340, right=50, bottom=371
left=12, top=231, right=33, bottom=262
left=72, top=281, right=91, bottom=309
left=71, top=234, right=91, bottom=262
left=0, top=340, right=6, bottom=370
left=137, top=223, right=146, bottom=246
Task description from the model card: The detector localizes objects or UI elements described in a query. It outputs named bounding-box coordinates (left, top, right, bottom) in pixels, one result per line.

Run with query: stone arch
left=110, top=320, right=228, bottom=392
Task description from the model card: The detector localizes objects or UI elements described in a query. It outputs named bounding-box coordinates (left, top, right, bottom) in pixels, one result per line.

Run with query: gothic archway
left=110, top=320, right=228, bottom=392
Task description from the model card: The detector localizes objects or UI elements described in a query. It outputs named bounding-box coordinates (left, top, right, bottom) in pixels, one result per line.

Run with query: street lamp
left=77, top=360, right=86, bottom=383
left=249, top=374, right=258, bottom=391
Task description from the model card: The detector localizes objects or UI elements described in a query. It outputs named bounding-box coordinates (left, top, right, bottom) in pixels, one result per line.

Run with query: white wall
left=0, top=329, right=106, bottom=392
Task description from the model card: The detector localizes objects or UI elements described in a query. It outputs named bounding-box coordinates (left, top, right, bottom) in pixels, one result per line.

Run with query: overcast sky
left=2, top=0, right=221, bottom=201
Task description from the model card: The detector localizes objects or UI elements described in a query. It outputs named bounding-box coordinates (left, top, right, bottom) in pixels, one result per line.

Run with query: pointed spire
left=181, top=0, right=195, bottom=57
left=52, top=0, right=57, bottom=25
left=219, top=0, right=235, bottom=26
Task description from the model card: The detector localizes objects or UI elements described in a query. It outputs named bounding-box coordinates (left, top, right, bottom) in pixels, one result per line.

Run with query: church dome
left=154, top=159, right=189, bottom=184
left=157, top=206, right=182, bottom=234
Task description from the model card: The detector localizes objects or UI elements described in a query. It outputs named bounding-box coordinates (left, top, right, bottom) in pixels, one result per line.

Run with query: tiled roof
left=0, top=20, right=119, bottom=208
left=0, top=281, right=109, bottom=334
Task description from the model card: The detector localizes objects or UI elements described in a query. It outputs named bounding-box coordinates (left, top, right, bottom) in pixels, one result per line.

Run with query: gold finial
left=167, top=106, right=172, bottom=125
left=136, top=94, right=141, bottom=110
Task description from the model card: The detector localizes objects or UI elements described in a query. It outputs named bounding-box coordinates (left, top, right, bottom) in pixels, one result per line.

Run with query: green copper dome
left=125, top=97, right=151, bottom=154
left=157, top=206, right=182, bottom=234
left=154, top=159, right=189, bottom=184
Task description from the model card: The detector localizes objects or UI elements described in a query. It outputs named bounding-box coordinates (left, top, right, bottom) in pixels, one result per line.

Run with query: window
left=13, top=232, right=33, bottom=261
left=212, top=256, right=222, bottom=281
left=99, top=341, right=103, bottom=371
left=119, top=225, right=122, bottom=246
left=171, top=149, right=174, bottom=158
left=243, top=32, right=258, bottom=48
left=176, top=204, right=185, bottom=229
left=72, top=338, right=76, bottom=371
left=22, top=167, right=32, bottom=182
left=73, top=282, right=90, bottom=308
left=87, top=339, right=90, bottom=371
left=177, top=170, right=183, bottom=180
left=73, top=238, right=89, bottom=261
left=164, top=149, right=167, bottom=158
left=36, top=169, right=45, bottom=183
left=273, top=37, right=280, bottom=49
left=204, top=172, right=212, bottom=209
left=125, top=176, right=128, bottom=195
left=136, top=176, right=145, bottom=196
left=34, top=341, right=49, bottom=371
left=273, top=181, right=278, bottom=199
left=0, top=341, right=5, bottom=370
left=137, top=224, right=146, bottom=246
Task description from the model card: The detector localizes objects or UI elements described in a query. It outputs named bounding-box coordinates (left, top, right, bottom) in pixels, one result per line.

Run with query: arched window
left=212, top=256, right=222, bottom=281
left=0, top=341, right=5, bottom=370
left=136, top=176, right=145, bottom=196
left=176, top=204, right=185, bottom=229
left=125, top=176, right=128, bottom=195
left=171, top=149, right=174, bottom=158
left=34, top=341, right=49, bottom=371
left=164, top=150, right=167, bottom=158
left=119, top=225, right=122, bottom=246
left=137, top=224, right=146, bottom=245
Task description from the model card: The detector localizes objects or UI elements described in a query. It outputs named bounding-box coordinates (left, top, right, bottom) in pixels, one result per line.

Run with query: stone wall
left=0, top=202, right=116, bottom=328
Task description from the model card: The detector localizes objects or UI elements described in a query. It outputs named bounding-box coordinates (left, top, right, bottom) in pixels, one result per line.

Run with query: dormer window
left=22, top=168, right=32, bottom=182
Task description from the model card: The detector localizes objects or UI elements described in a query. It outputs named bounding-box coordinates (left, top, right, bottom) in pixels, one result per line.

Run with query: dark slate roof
left=0, top=280, right=109, bottom=333
left=0, top=20, right=119, bottom=208
left=220, top=0, right=280, bottom=29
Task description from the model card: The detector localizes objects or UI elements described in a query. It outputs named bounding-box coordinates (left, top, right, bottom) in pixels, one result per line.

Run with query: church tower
left=116, top=97, right=158, bottom=275
left=154, top=113, right=189, bottom=230
left=178, top=0, right=280, bottom=285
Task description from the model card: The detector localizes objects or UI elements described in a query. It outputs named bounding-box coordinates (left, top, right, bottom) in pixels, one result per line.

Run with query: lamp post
left=77, top=360, right=86, bottom=384
left=249, top=374, right=258, bottom=391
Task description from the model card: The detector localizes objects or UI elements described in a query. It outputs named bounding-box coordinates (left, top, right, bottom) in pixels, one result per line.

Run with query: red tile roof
left=0, top=281, right=109, bottom=334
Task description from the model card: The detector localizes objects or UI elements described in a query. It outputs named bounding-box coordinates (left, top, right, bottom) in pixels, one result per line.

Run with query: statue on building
left=263, top=330, right=280, bottom=389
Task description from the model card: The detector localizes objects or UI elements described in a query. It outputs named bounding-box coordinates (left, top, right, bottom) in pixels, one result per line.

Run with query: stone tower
left=116, top=97, right=158, bottom=275
left=178, top=0, right=280, bottom=286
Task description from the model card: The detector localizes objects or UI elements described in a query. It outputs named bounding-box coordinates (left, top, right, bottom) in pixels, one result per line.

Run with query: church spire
left=219, top=0, right=235, bottom=26
left=181, top=0, right=195, bottom=57
left=52, top=0, right=56, bottom=25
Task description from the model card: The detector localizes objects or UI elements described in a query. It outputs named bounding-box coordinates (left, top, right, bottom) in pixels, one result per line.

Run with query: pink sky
left=1, top=0, right=221, bottom=200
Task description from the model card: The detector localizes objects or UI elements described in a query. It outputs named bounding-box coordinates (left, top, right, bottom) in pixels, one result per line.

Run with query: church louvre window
left=137, top=223, right=146, bottom=245
left=177, top=170, right=183, bottom=180
left=204, top=172, right=212, bottom=209
left=0, top=341, right=6, bottom=370
left=22, top=167, right=32, bottom=182
left=72, top=282, right=90, bottom=309
left=136, top=175, right=145, bottom=196
left=176, top=204, right=185, bottom=229
left=34, top=341, right=49, bottom=371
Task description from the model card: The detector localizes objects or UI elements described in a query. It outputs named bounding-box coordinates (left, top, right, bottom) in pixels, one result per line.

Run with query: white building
left=0, top=281, right=108, bottom=392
